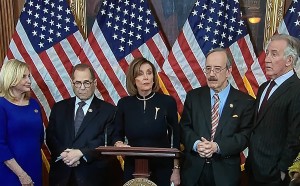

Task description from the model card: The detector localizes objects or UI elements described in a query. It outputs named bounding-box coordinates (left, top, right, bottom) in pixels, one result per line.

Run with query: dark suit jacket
left=46, top=96, right=123, bottom=186
left=180, top=86, right=254, bottom=186
left=246, top=74, right=300, bottom=183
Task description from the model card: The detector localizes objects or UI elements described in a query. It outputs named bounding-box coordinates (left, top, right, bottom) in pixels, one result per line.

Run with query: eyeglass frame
left=203, top=66, right=228, bottom=74
left=72, top=80, right=94, bottom=88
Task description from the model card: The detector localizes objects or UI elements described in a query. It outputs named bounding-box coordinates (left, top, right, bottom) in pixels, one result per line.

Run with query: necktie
left=211, top=94, right=220, bottom=140
left=74, top=101, right=86, bottom=135
left=259, top=80, right=276, bottom=115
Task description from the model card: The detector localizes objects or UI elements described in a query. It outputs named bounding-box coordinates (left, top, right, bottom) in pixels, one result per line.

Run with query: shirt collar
left=210, top=82, right=230, bottom=99
left=75, top=94, right=94, bottom=107
left=272, top=70, right=294, bottom=87
left=136, top=92, right=155, bottom=100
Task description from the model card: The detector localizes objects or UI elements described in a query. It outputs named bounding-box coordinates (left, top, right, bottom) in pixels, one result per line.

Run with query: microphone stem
left=105, top=126, right=107, bottom=147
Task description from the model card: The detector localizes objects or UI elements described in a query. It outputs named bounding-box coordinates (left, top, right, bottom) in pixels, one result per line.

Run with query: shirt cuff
left=193, top=140, right=201, bottom=152
left=214, top=142, right=220, bottom=154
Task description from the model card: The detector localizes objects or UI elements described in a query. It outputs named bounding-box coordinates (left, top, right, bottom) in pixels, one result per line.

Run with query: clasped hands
left=60, top=148, right=82, bottom=167
left=197, top=137, right=218, bottom=158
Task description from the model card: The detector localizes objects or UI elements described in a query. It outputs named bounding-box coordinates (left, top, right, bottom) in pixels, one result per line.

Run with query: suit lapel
left=256, top=75, right=296, bottom=123
left=214, top=87, right=236, bottom=138
left=74, top=97, right=101, bottom=139
left=66, top=98, right=76, bottom=141
left=201, top=87, right=213, bottom=136
left=253, top=82, right=267, bottom=124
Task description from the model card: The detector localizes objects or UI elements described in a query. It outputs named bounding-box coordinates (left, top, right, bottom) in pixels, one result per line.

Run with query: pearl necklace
left=136, top=92, right=155, bottom=111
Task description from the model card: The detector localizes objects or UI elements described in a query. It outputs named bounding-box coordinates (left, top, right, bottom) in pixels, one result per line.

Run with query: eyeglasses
left=73, top=80, right=94, bottom=88
left=203, top=66, right=227, bottom=74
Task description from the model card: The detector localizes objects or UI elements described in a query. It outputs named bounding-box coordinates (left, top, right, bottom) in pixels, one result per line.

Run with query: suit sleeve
left=111, top=99, right=126, bottom=145
left=278, top=92, right=300, bottom=171
left=166, top=96, right=180, bottom=149
left=46, top=103, right=67, bottom=157
left=80, top=107, right=117, bottom=163
left=0, top=106, right=14, bottom=162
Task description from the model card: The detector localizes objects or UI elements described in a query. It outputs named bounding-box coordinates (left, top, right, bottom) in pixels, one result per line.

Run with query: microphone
left=105, top=112, right=116, bottom=147
left=165, top=115, right=174, bottom=148
left=105, top=124, right=108, bottom=147
left=124, top=136, right=128, bottom=145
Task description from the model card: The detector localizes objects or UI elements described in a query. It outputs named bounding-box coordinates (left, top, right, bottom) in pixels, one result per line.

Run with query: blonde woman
left=0, top=59, right=44, bottom=186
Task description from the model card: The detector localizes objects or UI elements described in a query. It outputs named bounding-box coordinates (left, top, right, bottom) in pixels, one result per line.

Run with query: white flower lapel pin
left=155, top=107, right=160, bottom=120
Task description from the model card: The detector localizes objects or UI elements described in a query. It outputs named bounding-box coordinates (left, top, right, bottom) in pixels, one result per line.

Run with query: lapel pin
left=155, top=107, right=160, bottom=120
left=230, top=104, right=233, bottom=108
left=34, top=109, right=38, bottom=113
left=232, top=115, right=238, bottom=118
left=88, top=109, right=93, bottom=112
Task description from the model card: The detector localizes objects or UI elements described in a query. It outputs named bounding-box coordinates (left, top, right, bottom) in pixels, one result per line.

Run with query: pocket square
left=232, top=114, right=239, bottom=118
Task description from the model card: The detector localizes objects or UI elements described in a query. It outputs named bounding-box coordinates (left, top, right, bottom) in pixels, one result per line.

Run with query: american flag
left=78, top=0, right=169, bottom=104
left=276, top=0, right=300, bottom=74
left=160, top=0, right=267, bottom=113
left=5, top=0, right=85, bottom=169
left=257, top=0, right=300, bottom=80
left=278, top=0, right=300, bottom=38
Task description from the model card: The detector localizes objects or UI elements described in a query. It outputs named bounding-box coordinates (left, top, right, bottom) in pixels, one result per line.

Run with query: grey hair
left=206, top=48, right=232, bottom=68
left=266, top=34, right=300, bottom=66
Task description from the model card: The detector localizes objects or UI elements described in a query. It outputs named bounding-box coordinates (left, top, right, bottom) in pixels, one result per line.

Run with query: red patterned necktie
left=211, top=94, right=220, bottom=140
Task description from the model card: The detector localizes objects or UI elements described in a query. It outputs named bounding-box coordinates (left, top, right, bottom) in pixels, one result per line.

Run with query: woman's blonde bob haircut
left=0, top=59, right=31, bottom=101
left=126, top=57, right=160, bottom=96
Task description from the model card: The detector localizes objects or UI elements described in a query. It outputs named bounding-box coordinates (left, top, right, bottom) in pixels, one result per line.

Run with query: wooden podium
left=96, top=146, right=181, bottom=184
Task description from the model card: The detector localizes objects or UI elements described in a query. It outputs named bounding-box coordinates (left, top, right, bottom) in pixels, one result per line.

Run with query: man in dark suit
left=180, top=48, right=255, bottom=186
left=46, top=64, right=123, bottom=186
left=246, top=34, right=300, bottom=186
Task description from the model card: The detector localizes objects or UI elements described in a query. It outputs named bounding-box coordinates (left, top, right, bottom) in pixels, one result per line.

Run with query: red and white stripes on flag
left=78, top=0, right=169, bottom=105
left=160, top=0, right=266, bottom=113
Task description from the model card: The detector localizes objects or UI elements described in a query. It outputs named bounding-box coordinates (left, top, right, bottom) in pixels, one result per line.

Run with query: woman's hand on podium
left=114, top=141, right=130, bottom=147
left=170, top=168, right=180, bottom=186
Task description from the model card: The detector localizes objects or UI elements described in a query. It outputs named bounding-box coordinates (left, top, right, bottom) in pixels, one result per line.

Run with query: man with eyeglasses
left=245, top=34, right=300, bottom=186
left=180, top=48, right=255, bottom=186
left=46, top=64, right=123, bottom=186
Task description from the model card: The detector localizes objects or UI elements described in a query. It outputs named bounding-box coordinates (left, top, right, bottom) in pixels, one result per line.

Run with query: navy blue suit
left=246, top=74, right=300, bottom=185
left=46, top=96, right=123, bottom=186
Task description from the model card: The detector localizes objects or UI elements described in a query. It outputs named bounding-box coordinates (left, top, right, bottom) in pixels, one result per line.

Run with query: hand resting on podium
left=114, top=141, right=131, bottom=147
